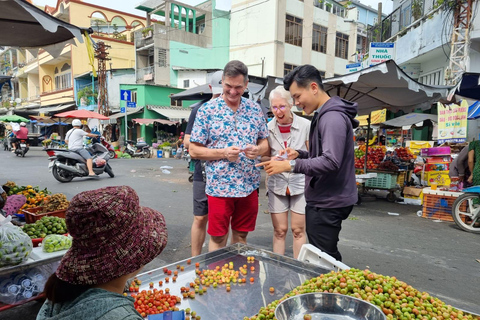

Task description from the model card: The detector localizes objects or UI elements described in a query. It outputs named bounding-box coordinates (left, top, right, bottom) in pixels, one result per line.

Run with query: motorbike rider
left=65, top=119, right=99, bottom=177
left=11, top=122, right=29, bottom=152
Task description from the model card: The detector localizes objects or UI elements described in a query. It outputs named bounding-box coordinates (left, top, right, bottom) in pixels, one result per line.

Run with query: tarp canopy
left=381, top=113, right=437, bottom=128
left=0, top=0, right=89, bottom=53
left=0, top=114, right=30, bottom=123
left=468, top=100, right=480, bottom=119
left=133, top=118, right=177, bottom=126
left=322, top=60, right=452, bottom=116
left=455, top=73, right=480, bottom=100
left=149, top=106, right=191, bottom=120
left=170, top=80, right=266, bottom=101
left=54, top=109, right=109, bottom=120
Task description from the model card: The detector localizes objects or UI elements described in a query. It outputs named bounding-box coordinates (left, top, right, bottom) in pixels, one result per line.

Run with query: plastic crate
left=365, top=172, right=398, bottom=189
left=422, top=193, right=465, bottom=222
left=21, top=207, right=66, bottom=224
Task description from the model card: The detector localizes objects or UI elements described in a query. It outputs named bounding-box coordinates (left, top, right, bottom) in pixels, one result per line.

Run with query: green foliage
left=77, top=86, right=97, bottom=105
left=160, top=142, right=171, bottom=148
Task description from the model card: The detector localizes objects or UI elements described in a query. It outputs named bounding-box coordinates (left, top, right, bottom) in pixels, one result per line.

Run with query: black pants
left=305, top=205, right=353, bottom=262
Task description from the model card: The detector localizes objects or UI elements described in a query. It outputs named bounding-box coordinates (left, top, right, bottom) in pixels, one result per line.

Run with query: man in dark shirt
left=184, top=70, right=223, bottom=256
left=257, top=65, right=359, bottom=261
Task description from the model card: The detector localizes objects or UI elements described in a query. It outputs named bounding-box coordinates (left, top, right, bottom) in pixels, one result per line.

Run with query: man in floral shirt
left=190, top=60, right=269, bottom=251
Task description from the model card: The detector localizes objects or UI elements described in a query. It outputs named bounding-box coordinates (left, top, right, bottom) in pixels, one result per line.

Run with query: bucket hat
left=56, top=186, right=168, bottom=285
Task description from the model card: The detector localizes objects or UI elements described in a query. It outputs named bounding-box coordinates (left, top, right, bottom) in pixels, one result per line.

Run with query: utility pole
left=446, top=0, right=473, bottom=86
left=95, top=41, right=111, bottom=138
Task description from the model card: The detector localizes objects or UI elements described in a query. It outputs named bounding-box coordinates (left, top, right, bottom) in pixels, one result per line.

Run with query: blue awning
left=467, top=101, right=480, bottom=120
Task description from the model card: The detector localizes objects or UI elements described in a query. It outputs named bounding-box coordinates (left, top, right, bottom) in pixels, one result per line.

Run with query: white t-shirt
left=66, top=128, right=88, bottom=151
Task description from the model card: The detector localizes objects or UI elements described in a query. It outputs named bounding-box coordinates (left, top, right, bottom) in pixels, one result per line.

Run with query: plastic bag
left=0, top=263, right=57, bottom=305
left=42, top=234, right=72, bottom=253
left=0, top=216, right=33, bottom=267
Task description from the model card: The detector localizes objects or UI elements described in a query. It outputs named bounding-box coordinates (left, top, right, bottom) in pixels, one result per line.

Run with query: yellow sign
left=355, top=109, right=386, bottom=126
left=370, top=109, right=386, bottom=124
left=437, top=100, right=468, bottom=143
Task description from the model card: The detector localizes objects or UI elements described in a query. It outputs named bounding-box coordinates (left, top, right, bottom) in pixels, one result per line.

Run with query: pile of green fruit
left=354, top=148, right=365, bottom=159
left=42, top=234, right=72, bottom=253
left=22, top=216, right=67, bottom=239
left=246, top=268, right=480, bottom=320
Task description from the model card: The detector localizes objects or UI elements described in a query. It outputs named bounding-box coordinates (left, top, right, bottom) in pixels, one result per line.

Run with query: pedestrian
left=175, top=132, right=184, bottom=159
left=36, top=185, right=168, bottom=320
left=184, top=70, right=223, bottom=256
left=65, top=119, right=99, bottom=177
left=357, top=137, right=366, bottom=146
left=265, top=86, right=310, bottom=259
left=467, top=141, right=480, bottom=185
left=189, top=60, right=269, bottom=252
left=449, top=144, right=470, bottom=184
left=256, top=65, right=359, bottom=261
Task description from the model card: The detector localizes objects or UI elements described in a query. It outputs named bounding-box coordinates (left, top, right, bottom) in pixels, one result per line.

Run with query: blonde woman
left=265, top=86, right=310, bottom=258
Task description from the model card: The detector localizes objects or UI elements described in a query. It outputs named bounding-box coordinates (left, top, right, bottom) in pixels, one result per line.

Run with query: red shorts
left=207, top=190, right=259, bottom=236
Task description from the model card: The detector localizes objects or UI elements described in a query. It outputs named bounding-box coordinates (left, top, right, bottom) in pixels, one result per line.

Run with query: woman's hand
left=468, top=175, right=473, bottom=184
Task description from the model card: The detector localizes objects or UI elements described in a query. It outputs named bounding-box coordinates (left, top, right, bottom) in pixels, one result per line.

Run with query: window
left=171, top=98, right=183, bottom=107
left=158, top=48, right=167, bottom=68
left=54, top=63, right=71, bottom=91
left=357, top=10, right=360, bottom=20
left=335, top=32, right=349, bottom=59
left=373, top=17, right=378, bottom=25
left=183, top=79, right=190, bottom=88
left=312, top=24, right=328, bottom=53
left=285, top=15, right=303, bottom=47
left=419, top=70, right=443, bottom=86
left=284, top=63, right=297, bottom=76
left=131, top=91, right=137, bottom=103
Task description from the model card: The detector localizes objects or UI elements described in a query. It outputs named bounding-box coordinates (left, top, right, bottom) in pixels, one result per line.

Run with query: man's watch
left=289, top=160, right=296, bottom=172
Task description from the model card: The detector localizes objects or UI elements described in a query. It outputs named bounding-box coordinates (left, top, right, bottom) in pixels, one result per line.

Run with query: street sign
left=368, top=42, right=395, bottom=66
left=121, top=107, right=126, bottom=113
left=120, top=90, right=131, bottom=101
left=346, top=63, right=362, bottom=73
left=127, top=101, right=136, bottom=108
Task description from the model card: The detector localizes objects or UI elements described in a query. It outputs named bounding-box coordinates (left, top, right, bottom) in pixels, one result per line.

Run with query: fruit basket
left=21, top=206, right=67, bottom=224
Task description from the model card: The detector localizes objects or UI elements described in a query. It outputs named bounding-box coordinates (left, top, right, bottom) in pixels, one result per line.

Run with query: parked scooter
left=13, top=139, right=29, bottom=157
left=47, top=142, right=114, bottom=183
left=100, top=136, right=116, bottom=159
left=125, top=140, right=151, bottom=158
left=451, top=186, right=480, bottom=233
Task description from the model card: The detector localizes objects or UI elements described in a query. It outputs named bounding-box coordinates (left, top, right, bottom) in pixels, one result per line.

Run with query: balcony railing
left=42, top=86, right=73, bottom=95
left=136, top=66, right=155, bottom=82
left=368, top=0, right=441, bottom=43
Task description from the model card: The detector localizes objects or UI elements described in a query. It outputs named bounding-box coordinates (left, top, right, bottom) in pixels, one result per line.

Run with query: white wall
left=176, top=71, right=208, bottom=88
left=108, top=71, right=135, bottom=109
left=229, top=0, right=278, bottom=77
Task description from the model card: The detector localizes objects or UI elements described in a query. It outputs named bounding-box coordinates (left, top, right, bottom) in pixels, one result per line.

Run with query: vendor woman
left=37, top=186, right=168, bottom=320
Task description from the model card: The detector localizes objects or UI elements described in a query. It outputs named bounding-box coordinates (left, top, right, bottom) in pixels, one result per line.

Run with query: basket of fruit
left=21, top=193, right=69, bottom=224
left=22, top=216, right=68, bottom=247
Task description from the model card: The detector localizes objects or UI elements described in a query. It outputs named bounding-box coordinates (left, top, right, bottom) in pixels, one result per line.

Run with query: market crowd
left=29, top=59, right=359, bottom=319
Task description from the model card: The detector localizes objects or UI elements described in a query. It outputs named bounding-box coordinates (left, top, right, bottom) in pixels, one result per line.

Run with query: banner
left=371, top=109, right=386, bottom=124
left=437, top=100, right=468, bottom=144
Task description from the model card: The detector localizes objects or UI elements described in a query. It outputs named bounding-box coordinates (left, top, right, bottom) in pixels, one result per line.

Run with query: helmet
left=72, top=119, right=82, bottom=127
left=20, top=122, right=26, bottom=127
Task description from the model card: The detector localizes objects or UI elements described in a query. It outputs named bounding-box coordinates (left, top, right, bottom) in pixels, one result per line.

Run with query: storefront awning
left=109, top=106, right=145, bottom=120
left=468, top=101, right=480, bottom=120
left=148, top=106, right=191, bottom=120
left=133, top=118, right=177, bottom=126
left=36, top=103, right=76, bottom=116
left=382, top=113, right=437, bottom=128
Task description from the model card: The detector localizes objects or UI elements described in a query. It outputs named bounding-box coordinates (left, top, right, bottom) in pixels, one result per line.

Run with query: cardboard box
left=403, top=186, right=424, bottom=205
left=423, top=171, right=450, bottom=186
left=425, top=163, right=450, bottom=171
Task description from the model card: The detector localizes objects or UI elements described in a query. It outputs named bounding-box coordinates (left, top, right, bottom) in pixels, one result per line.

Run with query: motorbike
left=100, top=136, right=116, bottom=159
left=451, top=186, right=480, bottom=233
left=125, top=140, right=151, bottom=158
left=14, top=139, right=29, bottom=157
left=47, top=142, right=114, bottom=183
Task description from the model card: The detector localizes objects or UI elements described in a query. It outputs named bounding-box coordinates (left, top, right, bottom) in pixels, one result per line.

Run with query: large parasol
left=54, top=109, right=109, bottom=120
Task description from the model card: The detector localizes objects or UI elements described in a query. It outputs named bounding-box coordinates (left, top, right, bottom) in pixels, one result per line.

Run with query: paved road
left=1, top=147, right=479, bottom=319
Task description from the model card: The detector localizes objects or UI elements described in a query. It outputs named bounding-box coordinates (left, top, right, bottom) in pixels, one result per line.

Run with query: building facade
left=229, top=0, right=358, bottom=78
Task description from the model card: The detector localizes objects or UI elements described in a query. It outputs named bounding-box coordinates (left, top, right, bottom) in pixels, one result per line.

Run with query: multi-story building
left=134, top=0, right=230, bottom=88
left=342, top=0, right=387, bottom=62
left=229, top=0, right=358, bottom=78
left=2, top=0, right=148, bottom=120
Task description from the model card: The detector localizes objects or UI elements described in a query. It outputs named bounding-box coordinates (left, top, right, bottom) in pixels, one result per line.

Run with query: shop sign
left=346, top=63, right=362, bottom=73
left=371, top=109, right=386, bottom=124
left=437, top=100, right=468, bottom=143
left=369, top=43, right=395, bottom=66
